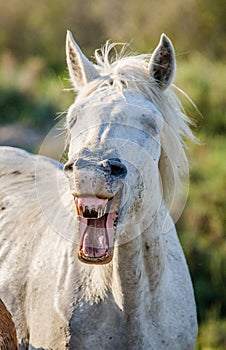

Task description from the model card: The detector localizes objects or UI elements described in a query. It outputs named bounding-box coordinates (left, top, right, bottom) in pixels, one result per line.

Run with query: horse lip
left=78, top=249, right=114, bottom=265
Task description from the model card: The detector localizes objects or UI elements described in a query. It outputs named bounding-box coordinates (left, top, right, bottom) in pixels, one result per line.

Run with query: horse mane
left=73, top=42, right=196, bottom=211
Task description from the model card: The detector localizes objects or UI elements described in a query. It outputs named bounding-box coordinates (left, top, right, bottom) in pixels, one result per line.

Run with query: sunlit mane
left=74, top=41, right=196, bottom=208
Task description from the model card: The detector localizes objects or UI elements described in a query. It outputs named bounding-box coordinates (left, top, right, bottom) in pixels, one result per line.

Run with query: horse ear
left=66, top=31, right=99, bottom=89
left=149, top=34, right=176, bottom=90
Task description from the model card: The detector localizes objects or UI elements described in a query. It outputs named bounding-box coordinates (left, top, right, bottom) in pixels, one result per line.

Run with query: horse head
left=64, top=31, right=178, bottom=265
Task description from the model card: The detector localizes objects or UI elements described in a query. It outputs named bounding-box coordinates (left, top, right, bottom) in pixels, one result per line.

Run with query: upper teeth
left=74, top=197, right=108, bottom=219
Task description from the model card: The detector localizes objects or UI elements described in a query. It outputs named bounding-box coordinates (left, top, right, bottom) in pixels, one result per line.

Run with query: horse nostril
left=107, top=159, right=127, bottom=179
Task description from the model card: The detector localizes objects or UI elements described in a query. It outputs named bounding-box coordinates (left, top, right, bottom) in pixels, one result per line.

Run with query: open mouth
left=74, top=196, right=119, bottom=264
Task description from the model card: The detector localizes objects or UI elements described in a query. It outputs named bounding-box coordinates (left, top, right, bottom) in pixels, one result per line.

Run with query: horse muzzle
left=64, top=156, right=127, bottom=264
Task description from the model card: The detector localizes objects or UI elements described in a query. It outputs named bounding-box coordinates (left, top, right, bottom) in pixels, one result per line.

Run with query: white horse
left=0, top=31, right=197, bottom=349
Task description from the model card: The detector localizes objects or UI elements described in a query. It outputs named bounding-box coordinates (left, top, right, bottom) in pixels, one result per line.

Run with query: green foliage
left=0, top=0, right=225, bottom=72
left=176, top=55, right=226, bottom=136
left=177, top=136, right=226, bottom=349
left=197, top=317, right=226, bottom=349
left=0, top=53, right=73, bottom=129
left=179, top=137, right=226, bottom=307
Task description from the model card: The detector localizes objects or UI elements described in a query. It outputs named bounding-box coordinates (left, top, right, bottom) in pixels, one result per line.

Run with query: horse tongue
left=81, top=215, right=108, bottom=258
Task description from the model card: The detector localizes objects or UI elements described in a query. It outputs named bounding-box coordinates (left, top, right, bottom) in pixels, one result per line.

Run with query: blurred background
left=0, top=0, right=225, bottom=348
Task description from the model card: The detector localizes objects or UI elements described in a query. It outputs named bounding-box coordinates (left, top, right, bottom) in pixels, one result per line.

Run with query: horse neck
left=111, top=203, right=168, bottom=312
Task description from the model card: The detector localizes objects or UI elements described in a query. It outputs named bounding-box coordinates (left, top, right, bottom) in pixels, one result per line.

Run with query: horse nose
left=100, top=158, right=127, bottom=179
left=64, top=157, right=127, bottom=180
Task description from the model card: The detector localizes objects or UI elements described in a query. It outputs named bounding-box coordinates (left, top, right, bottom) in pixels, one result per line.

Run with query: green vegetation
left=176, top=56, right=226, bottom=136
left=177, top=135, right=226, bottom=350
left=0, top=1, right=225, bottom=348
left=0, top=53, right=72, bottom=129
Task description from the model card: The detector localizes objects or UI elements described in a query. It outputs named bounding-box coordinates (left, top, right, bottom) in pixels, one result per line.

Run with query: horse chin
left=74, top=196, right=119, bottom=265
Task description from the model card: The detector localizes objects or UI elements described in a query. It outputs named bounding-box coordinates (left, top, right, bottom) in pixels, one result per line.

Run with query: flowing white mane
left=72, top=42, right=196, bottom=208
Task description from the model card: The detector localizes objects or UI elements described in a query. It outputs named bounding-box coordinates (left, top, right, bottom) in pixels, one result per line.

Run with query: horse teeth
left=76, top=205, right=83, bottom=216
left=79, top=206, right=83, bottom=216
left=97, top=205, right=103, bottom=218
left=75, top=198, right=109, bottom=218
left=84, top=205, right=106, bottom=218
